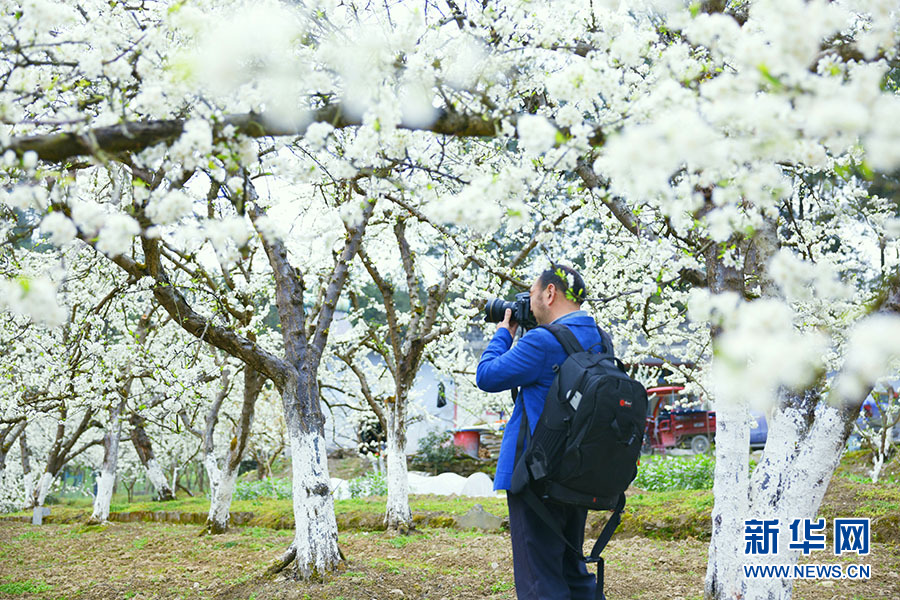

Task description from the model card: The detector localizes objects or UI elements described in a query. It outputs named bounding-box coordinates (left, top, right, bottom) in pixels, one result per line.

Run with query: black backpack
left=509, top=323, right=648, bottom=600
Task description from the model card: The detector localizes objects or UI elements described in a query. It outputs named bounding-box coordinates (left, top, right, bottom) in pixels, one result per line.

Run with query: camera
left=484, top=292, right=537, bottom=331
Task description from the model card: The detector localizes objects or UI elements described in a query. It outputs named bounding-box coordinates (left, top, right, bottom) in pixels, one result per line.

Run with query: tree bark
left=129, top=413, right=175, bottom=501
left=271, top=375, right=342, bottom=579
left=33, top=472, right=54, bottom=508
left=384, top=400, right=412, bottom=531
left=89, top=400, right=125, bottom=524
left=20, top=431, right=33, bottom=509
left=0, top=421, right=25, bottom=491
left=3, top=106, right=598, bottom=164
left=204, top=367, right=263, bottom=534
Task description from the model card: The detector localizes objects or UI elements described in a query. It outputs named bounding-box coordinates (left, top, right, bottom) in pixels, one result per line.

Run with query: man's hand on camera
left=498, top=308, right=518, bottom=337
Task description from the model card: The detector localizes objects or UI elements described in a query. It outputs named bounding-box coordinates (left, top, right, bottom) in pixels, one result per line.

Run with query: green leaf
left=757, top=64, right=783, bottom=90
left=858, top=161, right=874, bottom=180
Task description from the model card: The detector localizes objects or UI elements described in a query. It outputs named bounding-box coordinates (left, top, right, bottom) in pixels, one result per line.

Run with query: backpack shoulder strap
left=540, top=323, right=584, bottom=356
left=519, top=486, right=625, bottom=600
left=596, top=326, right=614, bottom=356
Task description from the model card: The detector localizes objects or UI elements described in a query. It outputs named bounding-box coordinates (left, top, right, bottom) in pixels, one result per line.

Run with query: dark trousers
left=507, top=491, right=599, bottom=600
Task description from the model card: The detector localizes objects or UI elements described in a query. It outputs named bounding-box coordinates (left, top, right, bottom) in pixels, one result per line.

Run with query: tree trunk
left=199, top=367, right=263, bottom=534
left=129, top=413, right=175, bottom=501
left=123, top=479, right=135, bottom=503
left=253, top=448, right=275, bottom=480
left=269, top=374, right=341, bottom=580
left=704, top=400, right=752, bottom=599
left=0, top=421, right=26, bottom=489
left=385, top=399, right=412, bottom=531
left=705, top=387, right=859, bottom=600
left=20, top=432, right=34, bottom=509
left=205, top=462, right=239, bottom=534
left=33, top=471, right=54, bottom=507
left=89, top=401, right=124, bottom=524
left=871, top=438, right=887, bottom=483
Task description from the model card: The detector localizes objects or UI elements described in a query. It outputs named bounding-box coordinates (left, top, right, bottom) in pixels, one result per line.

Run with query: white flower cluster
left=146, top=190, right=194, bottom=225
left=96, top=214, right=140, bottom=257
left=689, top=292, right=828, bottom=409
left=516, top=115, right=558, bottom=156
left=40, top=212, right=77, bottom=246
left=204, top=217, right=251, bottom=267
left=169, top=119, right=213, bottom=171
left=0, top=184, right=48, bottom=211
left=768, top=250, right=851, bottom=302
left=0, top=276, right=66, bottom=327
left=835, top=315, right=900, bottom=401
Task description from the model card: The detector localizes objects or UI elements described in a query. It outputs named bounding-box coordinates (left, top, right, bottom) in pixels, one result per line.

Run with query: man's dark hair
left=538, top=264, right=587, bottom=304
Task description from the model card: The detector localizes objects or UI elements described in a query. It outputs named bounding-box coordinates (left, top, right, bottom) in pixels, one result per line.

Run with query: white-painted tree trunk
left=706, top=396, right=848, bottom=600
left=91, top=470, right=117, bottom=522
left=208, top=467, right=239, bottom=532
left=22, top=472, right=34, bottom=509
left=871, top=451, right=885, bottom=483
left=34, top=471, right=53, bottom=507
left=130, top=413, right=175, bottom=501
left=203, top=453, right=240, bottom=534
left=20, top=433, right=34, bottom=508
left=279, top=428, right=341, bottom=579
left=868, top=424, right=894, bottom=483
left=90, top=402, right=124, bottom=524
left=145, top=458, right=172, bottom=501
left=204, top=454, right=221, bottom=510
left=385, top=406, right=411, bottom=531
left=705, top=400, right=751, bottom=600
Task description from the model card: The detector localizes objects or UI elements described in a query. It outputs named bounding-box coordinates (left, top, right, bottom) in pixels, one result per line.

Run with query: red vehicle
left=643, top=385, right=715, bottom=454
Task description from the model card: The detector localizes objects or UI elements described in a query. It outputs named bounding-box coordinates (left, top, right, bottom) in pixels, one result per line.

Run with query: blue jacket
left=476, top=311, right=606, bottom=491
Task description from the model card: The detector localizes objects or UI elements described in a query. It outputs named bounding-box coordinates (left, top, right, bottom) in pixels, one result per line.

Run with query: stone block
left=455, top=504, right=502, bottom=531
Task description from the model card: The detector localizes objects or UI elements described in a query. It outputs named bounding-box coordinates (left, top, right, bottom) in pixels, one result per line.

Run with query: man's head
left=529, top=264, right=587, bottom=325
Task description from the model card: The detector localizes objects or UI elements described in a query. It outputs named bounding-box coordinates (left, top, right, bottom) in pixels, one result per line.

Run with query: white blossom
left=517, top=115, right=558, bottom=156
left=146, top=190, right=194, bottom=225
left=835, top=315, right=900, bottom=401
left=40, top=212, right=77, bottom=246
left=170, top=119, right=213, bottom=171
left=0, top=276, right=65, bottom=326
left=96, top=214, right=141, bottom=257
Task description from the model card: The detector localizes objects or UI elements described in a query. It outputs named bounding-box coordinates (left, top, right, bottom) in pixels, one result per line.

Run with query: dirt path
left=1, top=521, right=898, bottom=599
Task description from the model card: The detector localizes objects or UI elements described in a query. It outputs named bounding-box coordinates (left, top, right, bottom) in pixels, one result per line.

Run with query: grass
left=6, top=452, right=899, bottom=547
left=382, top=532, right=432, bottom=548
left=0, top=579, right=54, bottom=594
left=614, top=489, right=714, bottom=540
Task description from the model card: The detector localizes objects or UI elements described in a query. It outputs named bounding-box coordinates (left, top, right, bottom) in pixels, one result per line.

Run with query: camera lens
left=484, top=299, right=515, bottom=323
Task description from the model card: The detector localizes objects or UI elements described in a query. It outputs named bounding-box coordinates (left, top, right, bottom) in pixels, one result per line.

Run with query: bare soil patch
left=2, top=519, right=899, bottom=600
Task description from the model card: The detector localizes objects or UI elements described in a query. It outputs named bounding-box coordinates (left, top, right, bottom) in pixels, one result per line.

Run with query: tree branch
left=311, top=197, right=377, bottom=356
left=5, top=106, right=501, bottom=163
left=246, top=182, right=309, bottom=371
left=383, top=192, right=530, bottom=289
left=574, top=159, right=648, bottom=239
left=358, top=247, right=403, bottom=365
left=228, top=367, right=264, bottom=472
left=335, top=352, right=387, bottom=433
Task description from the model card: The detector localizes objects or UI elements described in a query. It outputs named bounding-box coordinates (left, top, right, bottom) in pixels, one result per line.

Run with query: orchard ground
left=2, top=452, right=899, bottom=600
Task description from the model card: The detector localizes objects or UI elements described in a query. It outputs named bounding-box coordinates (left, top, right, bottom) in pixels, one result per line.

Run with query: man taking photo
left=476, top=264, right=609, bottom=600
